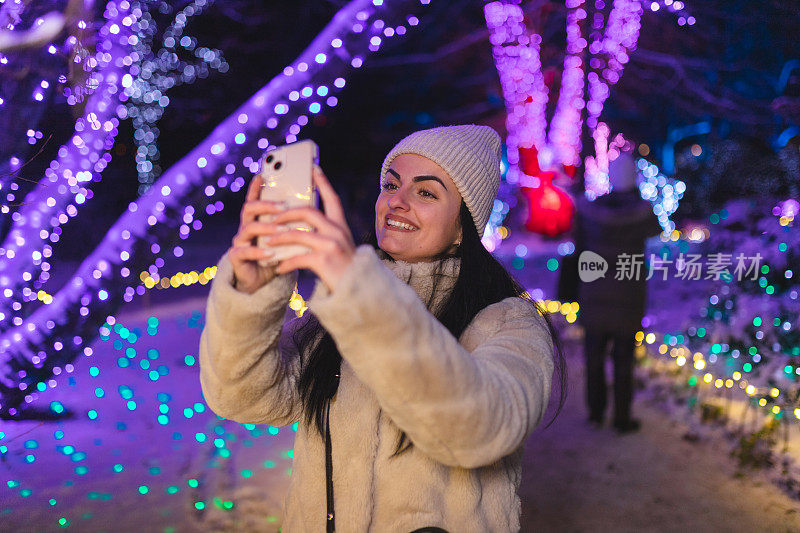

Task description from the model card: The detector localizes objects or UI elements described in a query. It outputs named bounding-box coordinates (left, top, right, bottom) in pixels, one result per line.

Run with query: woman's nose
left=387, top=187, right=410, bottom=209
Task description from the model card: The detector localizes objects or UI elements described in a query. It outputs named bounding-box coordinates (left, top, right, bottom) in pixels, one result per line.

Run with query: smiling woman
left=199, top=124, right=567, bottom=532
left=375, top=153, right=463, bottom=263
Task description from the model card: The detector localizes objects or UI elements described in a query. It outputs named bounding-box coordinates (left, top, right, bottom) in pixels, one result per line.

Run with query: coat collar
left=375, top=248, right=460, bottom=311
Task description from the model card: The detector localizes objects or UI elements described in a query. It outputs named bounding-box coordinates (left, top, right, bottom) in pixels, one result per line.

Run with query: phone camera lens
left=274, top=162, right=282, bottom=170
left=266, top=155, right=274, bottom=163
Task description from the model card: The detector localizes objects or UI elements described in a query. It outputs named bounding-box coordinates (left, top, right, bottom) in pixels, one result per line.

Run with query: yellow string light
left=289, top=288, right=308, bottom=317
left=640, top=327, right=797, bottom=421
left=37, top=290, right=53, bottom=305
left=140, top=266, right=218, bottom=290
left=35, top=256, right=583, bottom=331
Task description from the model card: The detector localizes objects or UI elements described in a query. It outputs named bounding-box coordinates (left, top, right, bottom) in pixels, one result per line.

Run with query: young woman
left=199, top=125, right=566, bottom=532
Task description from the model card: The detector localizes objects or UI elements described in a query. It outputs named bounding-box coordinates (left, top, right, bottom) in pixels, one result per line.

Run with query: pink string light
left=547, top=0, right=587, bottom=168
left=486, top=0, right=688, bottom=174
left=484, top=1, right=548, bottom=186
left=586, top=0, right=643, bottom=129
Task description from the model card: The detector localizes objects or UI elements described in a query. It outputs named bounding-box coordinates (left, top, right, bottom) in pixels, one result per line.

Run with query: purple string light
left=586, top=0, right=643, bottom=129
left=0, top=0, right=428, bottom=417
left=0, top=1, right=131, bottom=336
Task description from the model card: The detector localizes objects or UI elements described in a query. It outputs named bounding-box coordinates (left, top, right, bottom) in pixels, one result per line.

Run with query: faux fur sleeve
left=308, top=245, right=555, bottom=468
left=198, top=252, right=304, bottom=426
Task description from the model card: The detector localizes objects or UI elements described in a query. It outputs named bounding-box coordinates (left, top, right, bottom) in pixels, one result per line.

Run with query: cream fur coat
left=199, top=244, right=555, bottom=532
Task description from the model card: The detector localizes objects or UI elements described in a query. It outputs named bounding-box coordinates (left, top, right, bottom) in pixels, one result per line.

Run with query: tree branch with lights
left=0, top=0, right=430, bottom=417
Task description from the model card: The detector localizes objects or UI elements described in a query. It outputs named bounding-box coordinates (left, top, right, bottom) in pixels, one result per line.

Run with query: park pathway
left=518, top=331, right=800, bottom=532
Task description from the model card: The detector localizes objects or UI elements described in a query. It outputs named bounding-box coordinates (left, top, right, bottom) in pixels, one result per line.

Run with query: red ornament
left=518, top=147, right=575, bottom=237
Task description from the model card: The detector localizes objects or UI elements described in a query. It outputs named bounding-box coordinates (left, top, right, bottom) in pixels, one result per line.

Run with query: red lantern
left=518, top=146, right=575, bottom=237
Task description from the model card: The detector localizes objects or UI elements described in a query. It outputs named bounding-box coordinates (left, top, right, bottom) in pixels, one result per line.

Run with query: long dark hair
left=292, top=202, right=567, bottom=455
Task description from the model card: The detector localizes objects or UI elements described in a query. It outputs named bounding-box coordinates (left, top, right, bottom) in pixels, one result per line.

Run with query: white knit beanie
left=380, top=124, right=502, bottom=236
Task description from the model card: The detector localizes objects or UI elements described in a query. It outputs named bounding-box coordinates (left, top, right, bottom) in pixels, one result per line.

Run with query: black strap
left=325, top=397, right=335, bottom=532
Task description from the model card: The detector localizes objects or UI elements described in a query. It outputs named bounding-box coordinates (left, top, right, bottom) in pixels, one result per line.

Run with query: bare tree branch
left=634, top=47, right=756, bottom=74
left=366, top=26, right=492, bottom=68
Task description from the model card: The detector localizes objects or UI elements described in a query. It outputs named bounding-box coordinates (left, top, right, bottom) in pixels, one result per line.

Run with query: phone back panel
left=257, top=139, right=319, bottom=265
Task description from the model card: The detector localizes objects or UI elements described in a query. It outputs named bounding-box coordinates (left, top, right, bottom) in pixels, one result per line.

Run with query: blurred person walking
left=573, top=152, right=662, bottom=433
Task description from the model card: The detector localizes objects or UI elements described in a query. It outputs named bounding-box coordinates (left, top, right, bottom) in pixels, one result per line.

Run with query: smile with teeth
left=386, top=218, right=419, bottom=231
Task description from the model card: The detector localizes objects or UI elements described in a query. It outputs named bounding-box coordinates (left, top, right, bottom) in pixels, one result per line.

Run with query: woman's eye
left=381, top=182, right=398, bottom=191
left=419, top=190, right=437, bottom=199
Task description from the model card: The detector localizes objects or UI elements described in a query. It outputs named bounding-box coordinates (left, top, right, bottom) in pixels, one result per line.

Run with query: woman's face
left=375, top=153, right=463, bottom=263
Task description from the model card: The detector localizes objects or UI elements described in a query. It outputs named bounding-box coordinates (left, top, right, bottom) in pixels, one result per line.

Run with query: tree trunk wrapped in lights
left=483, top=0, right=654, bottom=237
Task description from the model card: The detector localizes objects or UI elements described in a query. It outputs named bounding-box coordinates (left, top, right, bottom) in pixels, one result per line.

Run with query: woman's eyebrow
left=386, top=168, right=402, bottom=181
left=413, top=175, right=448, bottom=190
left=386, top=168, right=448, bottom=191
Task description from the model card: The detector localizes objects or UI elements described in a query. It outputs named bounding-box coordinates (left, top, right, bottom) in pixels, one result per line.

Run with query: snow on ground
left=0, top=295, right=294, bottom=533
left=520, top=329, right=800, bottom=532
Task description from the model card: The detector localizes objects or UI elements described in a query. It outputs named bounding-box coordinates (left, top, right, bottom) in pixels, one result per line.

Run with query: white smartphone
left=256, top=139, right=319, bottom=266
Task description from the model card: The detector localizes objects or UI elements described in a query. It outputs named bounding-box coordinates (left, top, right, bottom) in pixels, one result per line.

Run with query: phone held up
left=256, top=139, right=319, bottom=267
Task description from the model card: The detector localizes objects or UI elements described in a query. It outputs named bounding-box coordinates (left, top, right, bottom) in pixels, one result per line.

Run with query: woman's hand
left=264, top=166, right=356, bottom=293
left=227, top=174, right=287, bottom=294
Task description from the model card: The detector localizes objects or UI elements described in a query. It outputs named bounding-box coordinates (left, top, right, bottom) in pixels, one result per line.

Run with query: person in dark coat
left=574, top=152, right=662, bottom=433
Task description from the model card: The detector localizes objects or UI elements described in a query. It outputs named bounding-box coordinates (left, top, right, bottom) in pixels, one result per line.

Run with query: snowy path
left=519, top=334, right=800, bottom=532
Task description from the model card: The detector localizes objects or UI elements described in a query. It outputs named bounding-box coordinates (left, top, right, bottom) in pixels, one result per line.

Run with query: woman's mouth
left=385, top=217, right=419, bottom=231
